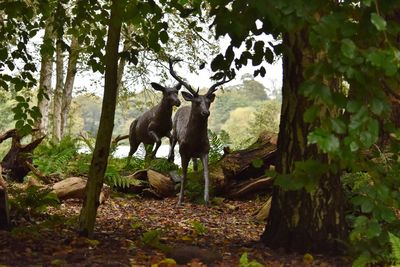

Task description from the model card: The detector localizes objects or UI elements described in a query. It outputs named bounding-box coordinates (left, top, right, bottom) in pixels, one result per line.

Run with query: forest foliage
left=1, top=0, right=400, bottom=265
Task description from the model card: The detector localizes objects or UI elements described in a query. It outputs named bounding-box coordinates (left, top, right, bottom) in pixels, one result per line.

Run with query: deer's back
left=132, top=105, right=172, bottom=144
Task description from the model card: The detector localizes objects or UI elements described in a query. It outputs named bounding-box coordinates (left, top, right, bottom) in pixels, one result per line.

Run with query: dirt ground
left=0, top=195, right=350, bottom=266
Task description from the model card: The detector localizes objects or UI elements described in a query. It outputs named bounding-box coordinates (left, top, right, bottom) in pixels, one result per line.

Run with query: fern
left=352, top=251, right=376, bottom=267
left=208, top=129, right=230, bottom=164
left=389, top=232, right=400, bottom=264
left=34, top=136, right=79, bottom=176
left=104, top=163, right=133, bottom=188
left=239, top=252, right=265, bottom=267
left=8, top=185, right=60, bottom=216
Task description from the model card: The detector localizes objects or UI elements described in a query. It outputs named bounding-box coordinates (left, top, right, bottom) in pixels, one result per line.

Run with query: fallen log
left=147, top=170, right=175, bottom=197
left=210, top=131, right=277, bottom=197
left=51, top=177, right=109, bottom=204
left=118, top=169, right=175, bottom=198
left=226, top=176, right=273, bottom=199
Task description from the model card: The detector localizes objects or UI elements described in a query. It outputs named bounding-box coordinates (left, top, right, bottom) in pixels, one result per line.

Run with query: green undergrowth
left=343, top=155, right=400, bottom=266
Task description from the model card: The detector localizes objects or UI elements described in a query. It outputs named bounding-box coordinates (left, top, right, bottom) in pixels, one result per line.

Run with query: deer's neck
left=155, top=99, right=173, bottom=119
left=187, top=110, right=208, bottom=137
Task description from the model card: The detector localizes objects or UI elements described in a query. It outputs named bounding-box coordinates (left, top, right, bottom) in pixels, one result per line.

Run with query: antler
left=207, top=74, right=233, bottom=96
left=168, top=59, right=198, bottom=96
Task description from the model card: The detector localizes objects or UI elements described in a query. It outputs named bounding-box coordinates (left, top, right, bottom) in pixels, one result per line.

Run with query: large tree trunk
left=260, top=31, right=347, bottom=253
left=34, top=22, right=54, bottom=140
left=78, top=0, right=122, bottom=238
left=61, top=36, right=80, bottom=137
left=52, top=41, right=64, bottom=141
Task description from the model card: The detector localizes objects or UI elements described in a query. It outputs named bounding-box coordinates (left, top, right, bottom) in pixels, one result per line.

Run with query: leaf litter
left=0, top=196, right=349, bottom=266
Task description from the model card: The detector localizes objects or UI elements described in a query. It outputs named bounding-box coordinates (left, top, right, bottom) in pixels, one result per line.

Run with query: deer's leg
left=178, top=155, right=190, bottom=206
left=200, top=154, right=210, bottom=205
left=128, top=142, right=139, bottom=160
left=148, top=131, right=161, bottom=159
left=168, top=133, right=177, bottom=162
left=127, top=120, right=139, bottom=164
left=193, top=158, right=198, bottom=172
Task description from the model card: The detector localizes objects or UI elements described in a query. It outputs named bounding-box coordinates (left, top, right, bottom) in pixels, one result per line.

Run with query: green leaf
left=159, top=31, right=168, bottom=44
left=370, top=99, right=385, bottom=115
left=361, top=198, right=374, bottom=213
left=15, top=95, right=25, bottom=102
left=371, top=13, right=386, bottom=31
left=359, top=132, right=373, bottom=147
left=0, top=47, right=7, bottom=61
left=341, top=39, right=356, bottom=59
left=330, top=118, right=346, bottom=134
left=347, top=100, right=362, bottom=113
left=308, top=128, right=340, bottom=153
left=350, top=141, right=359, bottom=152
left=303, top=106, right=319, bottom=123
left=366, top=220, right=381, bottom=238
left=274, top=174, right=304, bottom=191
left=211, top=54, right=225, bottom=71
left=380, top=207, right=396, bottom=223
left=362, top=0, right=373, bottom=6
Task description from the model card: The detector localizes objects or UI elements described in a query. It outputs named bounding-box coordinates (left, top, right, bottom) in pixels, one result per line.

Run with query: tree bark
left=0, top=129, right=46, bottom=182
left=0, top=167, right=9, bottom=230
left=78, top=0, right=122, bottom=238
left=260, top=31, right=347, bottom=254
left=34, top=21, right=54, bottom=140
left=52, top=40, right=64, bottom=141
left=61, top=36, right=80, bottom=137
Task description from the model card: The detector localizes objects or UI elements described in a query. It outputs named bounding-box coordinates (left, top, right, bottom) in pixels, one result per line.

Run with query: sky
left=73, top=34, right=283, bottom=95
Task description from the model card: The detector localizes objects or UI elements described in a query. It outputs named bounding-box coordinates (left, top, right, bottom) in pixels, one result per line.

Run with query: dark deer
left=168, top=60, right=231, bottom=205
left=127, top=82, right=181, bottom=162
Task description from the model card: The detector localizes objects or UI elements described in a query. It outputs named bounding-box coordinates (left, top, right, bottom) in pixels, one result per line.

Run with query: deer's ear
left=175, top=83, right=182, bottom=90
left=181, top=91, right=194, bottom=101
left=151, top=82, right=165, bottom=92
left=208, top=93, right=216, bottom=103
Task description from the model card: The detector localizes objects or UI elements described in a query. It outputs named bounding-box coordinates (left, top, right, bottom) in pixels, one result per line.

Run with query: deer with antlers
left=168, top=59, right=232, bottom=205
left=127, top=82, right=182, bottom=162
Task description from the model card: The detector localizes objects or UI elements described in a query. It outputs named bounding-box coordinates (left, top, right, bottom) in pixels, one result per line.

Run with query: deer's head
left=151, top=82, right=182, bottom=107
left=168, top=59, right=231, bottom=118
left=181, top=89, right=216, bottom=118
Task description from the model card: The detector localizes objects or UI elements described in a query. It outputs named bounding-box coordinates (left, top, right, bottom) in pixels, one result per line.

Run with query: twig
left=380, top=78, right=400, bottom=101
left=24, top=161, right=52, bottom=184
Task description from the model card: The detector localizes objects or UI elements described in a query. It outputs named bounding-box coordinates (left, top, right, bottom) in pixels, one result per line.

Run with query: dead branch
left=24, top=161, right=52, bottom=184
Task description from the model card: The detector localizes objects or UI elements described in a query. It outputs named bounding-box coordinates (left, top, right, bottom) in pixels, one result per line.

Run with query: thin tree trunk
left=116, top=26, right=133, bottom=95
left=34, top=22, right=54, bottom=139
left=116, top=47, right=126, bottom=95
left=260, top=31, right=347, bottom=253
left=52, top=40, right=64, bottom=141
left=78, top=0, right=122, bottom=238
left=61, top=36, right=80, bottom=137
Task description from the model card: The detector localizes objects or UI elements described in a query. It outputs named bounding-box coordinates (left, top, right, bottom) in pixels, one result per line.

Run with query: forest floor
left=0, top=195, right=350, bottom=266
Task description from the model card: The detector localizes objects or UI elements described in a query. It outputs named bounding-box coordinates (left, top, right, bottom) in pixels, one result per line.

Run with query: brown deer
left=127, top=82, right=181, bottom=162
left=168, top=60, right=231, bottom=205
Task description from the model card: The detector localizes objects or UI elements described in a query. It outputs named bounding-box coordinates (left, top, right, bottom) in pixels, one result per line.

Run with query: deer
left=167, top=59, right=232, bottom=205
left=127, top=82, right=182, bottom=162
